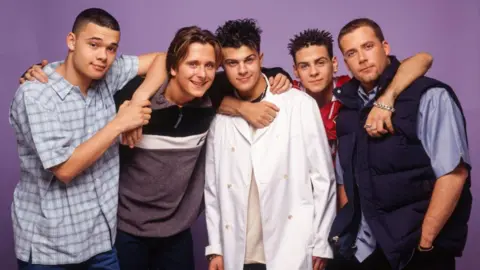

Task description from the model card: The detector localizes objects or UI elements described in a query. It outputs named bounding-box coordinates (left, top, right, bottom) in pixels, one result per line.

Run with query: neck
left=57, top=54, right=92, bottom=96
left=360, top=82, right=376, bottom=93
left=237, top=74, right=267, bottom=101
left=306, top=81, right=334, bottom=107
left=164, top=78, right=194, bottom=106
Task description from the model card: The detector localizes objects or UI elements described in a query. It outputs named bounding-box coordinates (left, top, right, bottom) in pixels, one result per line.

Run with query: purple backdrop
left=1, top=1, right=479, bottom=269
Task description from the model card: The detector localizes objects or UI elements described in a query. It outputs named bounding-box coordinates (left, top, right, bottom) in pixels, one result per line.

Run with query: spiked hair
left=215, top=18, right=262, bottom=52
left=288, top=29, right=334, bottom=63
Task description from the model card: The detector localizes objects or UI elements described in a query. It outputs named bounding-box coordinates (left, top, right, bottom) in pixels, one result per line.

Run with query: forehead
left=77, top=22, right=120, bottom=43
left=295, top=45, right=329, bottom=62
left=222, top=45, right=257, bottom=60
left=182, top=42, right=216, bottom=62
left=340, top=26, right=378, bottom=50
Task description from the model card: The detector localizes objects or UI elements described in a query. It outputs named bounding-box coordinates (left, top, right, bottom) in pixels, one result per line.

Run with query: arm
left=131, top=52, right=167, bottom=101
left=204, top=121, right=223, bottom=257
left=25, top=95, right=151, bottom=184
left=417, top=88, right=470, bottom=248
left=366, top=52, right=433, bottom=136
left=301, top=97, right=337, bottom=259
left=335, top=152, right=348, bottom=209
left=420, top=163, right=468, bottom=248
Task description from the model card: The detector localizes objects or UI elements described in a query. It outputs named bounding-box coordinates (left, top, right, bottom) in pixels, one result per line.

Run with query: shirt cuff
left=205, top=244, right=223, bottom=256
left=313, top=243, right=334, bottom=259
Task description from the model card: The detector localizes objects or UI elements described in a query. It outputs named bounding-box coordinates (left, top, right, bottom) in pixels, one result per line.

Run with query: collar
left=234, top=73, right=270, bottom=102
left=44, top=62, right=76, bottom=100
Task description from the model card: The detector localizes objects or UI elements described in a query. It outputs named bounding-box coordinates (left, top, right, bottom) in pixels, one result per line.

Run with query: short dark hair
left=215, top=18, right=262, bottom=52
left=338, top=18, right=385, bottom=52
left=288, top=29, right=334, bottom=63
left=166, top=26, right=222, bottom=78
left=72, top=8, right=120, bottom=34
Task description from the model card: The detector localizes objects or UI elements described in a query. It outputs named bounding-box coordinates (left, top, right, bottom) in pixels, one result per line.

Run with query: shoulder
left=278, top=87, right=317, bottom=106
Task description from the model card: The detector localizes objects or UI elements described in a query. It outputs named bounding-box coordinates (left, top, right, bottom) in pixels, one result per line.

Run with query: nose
left=96, top=48, right=107, bottom=62
left=358, top=50, right=367, bottom=64
left=196, top=66, right=206, bottom=79
left=238, top=62, right=248, bottom=76
left=309, top=65, right=320, bottom=78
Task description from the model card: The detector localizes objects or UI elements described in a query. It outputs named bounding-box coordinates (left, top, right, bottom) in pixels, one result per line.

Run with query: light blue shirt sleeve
left=335, top=152, right=344, bottom=185
left=417, top=88, right=470, bottom=178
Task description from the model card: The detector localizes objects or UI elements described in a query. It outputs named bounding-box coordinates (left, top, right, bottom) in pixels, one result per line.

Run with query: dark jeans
left=244, top=263, right=266, bottom=270
left=115, top=228, right=194, bottom=270
left=327, top=247, right=455, bottom=270
left=17, top=248, right=119, bottom=270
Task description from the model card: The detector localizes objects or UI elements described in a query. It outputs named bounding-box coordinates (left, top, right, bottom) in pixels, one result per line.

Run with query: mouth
left=92, top=64, right=106, bottom=71
left=308, top=79, right=324, bottom=85
left=360, top=66, right=374, bottom=73
left=237, top=75, right=252, bottom=83
left=190, top=80, right=207, bottom=87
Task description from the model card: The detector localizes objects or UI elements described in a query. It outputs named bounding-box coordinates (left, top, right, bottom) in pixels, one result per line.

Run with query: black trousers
left=244, top=263, right=266, bottom=270
left=327, top=247, right=455, bottom=270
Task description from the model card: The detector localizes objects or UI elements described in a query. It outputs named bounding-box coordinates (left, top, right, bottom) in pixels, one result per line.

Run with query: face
left=222, top=45, right=263, bottom=93
left=68, top=22, right=120, bottom=80
left=340, top=26, right=390, bottom=89
left=293, top=45, right=337, bottom=93
left=170, top=42, right=217, bottom=99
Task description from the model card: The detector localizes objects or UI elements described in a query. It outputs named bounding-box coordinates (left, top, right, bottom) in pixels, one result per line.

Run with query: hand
left=208, top=255, right=224, bottom=270
left=239, top=101, right=279, bottom=129
left=364, top=94, right=395, bottom=138
left=312, top=256, right=328, bottom=270
left=120, top=97, right=151, bottom=148
left=19, top=60, right=49, bottom=84
left=269, top=73, right=292, bottom=94
left=114, top=100, right=152, bottom=134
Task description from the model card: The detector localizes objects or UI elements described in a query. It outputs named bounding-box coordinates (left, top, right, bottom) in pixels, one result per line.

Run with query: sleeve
left=24, top=95, right=75, bottom=169
left=206, top=70, right=235, bottom=110
left=300, top=96, right=337, bottom=258
left=104, top=55, right=139, bottom=95
left=204, top=118, right=223, bottom=256
left=335, top=152, right=344, bottom=185
left=262, top=66, right=293, bottom=82
left=417, top=88, right=471, bottom=178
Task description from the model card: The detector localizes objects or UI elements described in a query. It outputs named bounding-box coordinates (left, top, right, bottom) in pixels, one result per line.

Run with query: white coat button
left=227, top=184, right=232, bottom=189
left=225, top=224, right=230, bottom=230
left=284, top=174, right=288, bottom=180
left=231, top=147, right=235, bottom=152
left=288, top=215, right=293, bottom=220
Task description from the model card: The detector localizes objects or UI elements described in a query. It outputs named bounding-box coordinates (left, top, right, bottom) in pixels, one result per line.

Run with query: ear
left=382, top=40, right=390, bottom=55
left=66, top=32, right=76, bottom=51
left=293, top=64, right=300, bottom=79
left=332, top=56, right=338, bottom=73
left=170, top=67, right=177, bottom=77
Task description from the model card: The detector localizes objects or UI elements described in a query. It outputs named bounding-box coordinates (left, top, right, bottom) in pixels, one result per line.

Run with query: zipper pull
left=174, top=108, right=183, bottom=128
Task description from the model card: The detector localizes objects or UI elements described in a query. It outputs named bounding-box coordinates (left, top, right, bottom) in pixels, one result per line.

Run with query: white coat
left=204, top=76, right=337, bottom=270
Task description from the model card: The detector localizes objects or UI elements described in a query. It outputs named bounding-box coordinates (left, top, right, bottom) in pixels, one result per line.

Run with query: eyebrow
left=297, top=56, right=328, bottom=65
left=224, top=53, right=257, bottom=62
left=86, top=37, right=119, bottom=47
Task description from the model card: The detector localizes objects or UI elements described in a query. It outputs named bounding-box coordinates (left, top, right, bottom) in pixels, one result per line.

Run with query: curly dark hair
left=215, top=18, right=262, bottom=52
left=287, top=29, right=334, bottom=63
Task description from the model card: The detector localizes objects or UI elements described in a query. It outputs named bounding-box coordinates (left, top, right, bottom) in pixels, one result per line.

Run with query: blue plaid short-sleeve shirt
left=9, top=55, right=139, bottom=264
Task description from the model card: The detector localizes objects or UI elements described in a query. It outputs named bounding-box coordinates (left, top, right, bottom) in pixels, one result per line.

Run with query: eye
left=299, top=64, right=308, bottom=70
left=346, top=51, right=356, bottom=58
left=245, top=58, right=254, bottom=64
left=107, top=47, right=117, bottom=53
left=365, top=43, right=374, bottom=50
left=226, top=61, right=237, bottom=67
left=89, top=43, right=97, bottom=48
left=206, top=63, right=215, bottom=69
left=189, top=62, right=198, bottom=68
left=316, top=61, right=326, bottom=67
